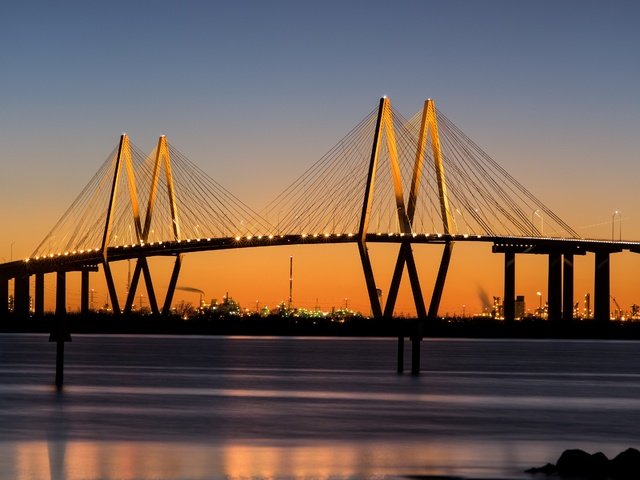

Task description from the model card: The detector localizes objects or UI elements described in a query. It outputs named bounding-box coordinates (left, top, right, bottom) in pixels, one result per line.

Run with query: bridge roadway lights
left=547, top=253, right=562, bottom=321
left=594, top=252, right=611, bottom=322
left=503, top=251, right=515, bottom=322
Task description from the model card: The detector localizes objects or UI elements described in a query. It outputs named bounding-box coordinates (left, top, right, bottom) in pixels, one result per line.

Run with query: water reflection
left=3, top=439, right=564, bottom=479
left=3, top=335, right=640, bottom=479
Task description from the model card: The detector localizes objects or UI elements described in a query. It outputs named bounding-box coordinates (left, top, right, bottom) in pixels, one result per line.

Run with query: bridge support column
left=547, top=252, right=562, bottom=321
left=411, top=321, right=422, bottom=375
left=563, top=253, right=574, bottom=321
left=50, top=271, right=70, bottom=390
left=428, top=242, right=454, bottom=320
left=0, top=274, right=8, bottom=318
left=81, top=270, right=90, bottom=314
left=503, top=251, right=515, bottom=322
left=397, top=336, right=404, bottom=373
left=358, top=242, right=383, bottom=319
left=594, top=251, right=610, bottom=322
left=14, top=272, right=30, bottom=319
left=103, top=261, right=120, bottom=315
left=163, top=254, right=183, bottom=315
left=35, top=273, right=45, bottom=317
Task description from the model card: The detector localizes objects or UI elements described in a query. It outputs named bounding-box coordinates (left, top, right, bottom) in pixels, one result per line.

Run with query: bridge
left=1, top=97, right=636, bottom=384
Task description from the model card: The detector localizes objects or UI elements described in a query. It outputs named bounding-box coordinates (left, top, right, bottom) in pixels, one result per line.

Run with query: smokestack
left=289, top=256, right=293, bottom=309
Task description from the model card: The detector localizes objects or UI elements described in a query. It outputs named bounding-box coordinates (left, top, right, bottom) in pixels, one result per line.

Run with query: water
left=1, top=334, right=640, bottom=479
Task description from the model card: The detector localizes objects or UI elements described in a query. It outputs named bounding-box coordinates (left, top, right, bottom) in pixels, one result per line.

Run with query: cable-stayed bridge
left=0, top=97, right=636, bottom=379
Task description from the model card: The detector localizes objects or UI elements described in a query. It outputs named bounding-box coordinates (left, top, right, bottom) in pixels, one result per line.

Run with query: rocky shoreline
left=527, top=448, right=640, bottom=478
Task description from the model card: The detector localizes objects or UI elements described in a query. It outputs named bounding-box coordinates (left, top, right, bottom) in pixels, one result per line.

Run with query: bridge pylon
left=101, top=134, right=183, bottom=315
left=123, top=135, right=183, bottom=316
left=359, top=98, right=455, bottom=323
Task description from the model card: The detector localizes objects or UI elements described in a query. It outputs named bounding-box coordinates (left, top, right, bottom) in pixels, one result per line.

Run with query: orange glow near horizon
left=4, top=102, right=640, bottom=318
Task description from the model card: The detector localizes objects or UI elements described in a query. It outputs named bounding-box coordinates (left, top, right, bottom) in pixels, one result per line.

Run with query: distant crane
left=611, top=295, right=622, bottom=320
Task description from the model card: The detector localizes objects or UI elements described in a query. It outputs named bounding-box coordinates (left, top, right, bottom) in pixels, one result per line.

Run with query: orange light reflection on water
left=2, top=438, right=579, bottom=480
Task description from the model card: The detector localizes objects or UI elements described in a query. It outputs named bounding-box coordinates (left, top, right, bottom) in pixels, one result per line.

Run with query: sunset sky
left=1, top=1, right=639, bottom=315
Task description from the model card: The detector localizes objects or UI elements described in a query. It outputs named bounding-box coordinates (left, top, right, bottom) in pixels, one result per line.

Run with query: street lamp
left=612, top=211, right=622, bottom=241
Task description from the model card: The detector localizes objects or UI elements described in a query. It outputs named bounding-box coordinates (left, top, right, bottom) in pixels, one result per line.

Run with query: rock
left=525, top=462, right=556, bottom=475
left=554, top=449, right=609, bottom=478
left=525, top=448, right=640, bottom=479
left=610, top=448, right=640, bottom=479
left=589, top=452, right=610, bottom=478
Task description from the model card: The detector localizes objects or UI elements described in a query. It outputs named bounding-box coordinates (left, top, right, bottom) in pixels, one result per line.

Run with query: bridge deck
left=2, top=233, right=637, bottom=277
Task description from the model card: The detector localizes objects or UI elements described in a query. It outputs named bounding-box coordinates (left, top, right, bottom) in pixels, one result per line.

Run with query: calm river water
left=1, top=334, right=640, bottom=479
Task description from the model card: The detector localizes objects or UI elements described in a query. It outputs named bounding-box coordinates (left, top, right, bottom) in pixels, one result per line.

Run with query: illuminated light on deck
left=412, top=233, right=417, bottom=238
left=24, top=258, right=29, bottom=263
left=49, top=254, right=54, bottom=258
left=268, top=235, right=274, bottom=239
left=186, top=239, right=191, bottom=243
left=324, top=233, right=330, bottom=238
left=64, top=252, right=69, bottom=256
left=235, top=236, right=241, bottom=241
left=257, top=235, right=263, bottom=239
left=246, top=235, right=253, bottom=240
left=302, top=233, right=307, bottom=238
left=437, top=233, right=442, bottom=238
left=347, top=233, right=354, bottom=237
left=463, top=234, right=469, bottom=238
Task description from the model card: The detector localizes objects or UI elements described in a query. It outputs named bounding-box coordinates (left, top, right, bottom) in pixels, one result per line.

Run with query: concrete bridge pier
left=503, top=251, right=515, bottom=322
left=14, top=272, right=30, bottom=319
left=35, top=273, right=45, bottom=317
left=0, top=274, right=8, bottom=317
left=411, top=335, right=421, bottom=375
left=411, top=321, right=422, bottom=375
left=50, top=271, right=70, bottom=390
left=397, top=336, right=404, bottom=373
left=563, top=253, right=574, bottom=321
left=81, top=269, right=90, bottom=314
left=594, top=251, right=611, bottom=322
left=547, top=252, right=562, bottom=321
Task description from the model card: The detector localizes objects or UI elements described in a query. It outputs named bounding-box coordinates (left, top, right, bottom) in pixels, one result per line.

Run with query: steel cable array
left=32, top=99, right=579, bottom=261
